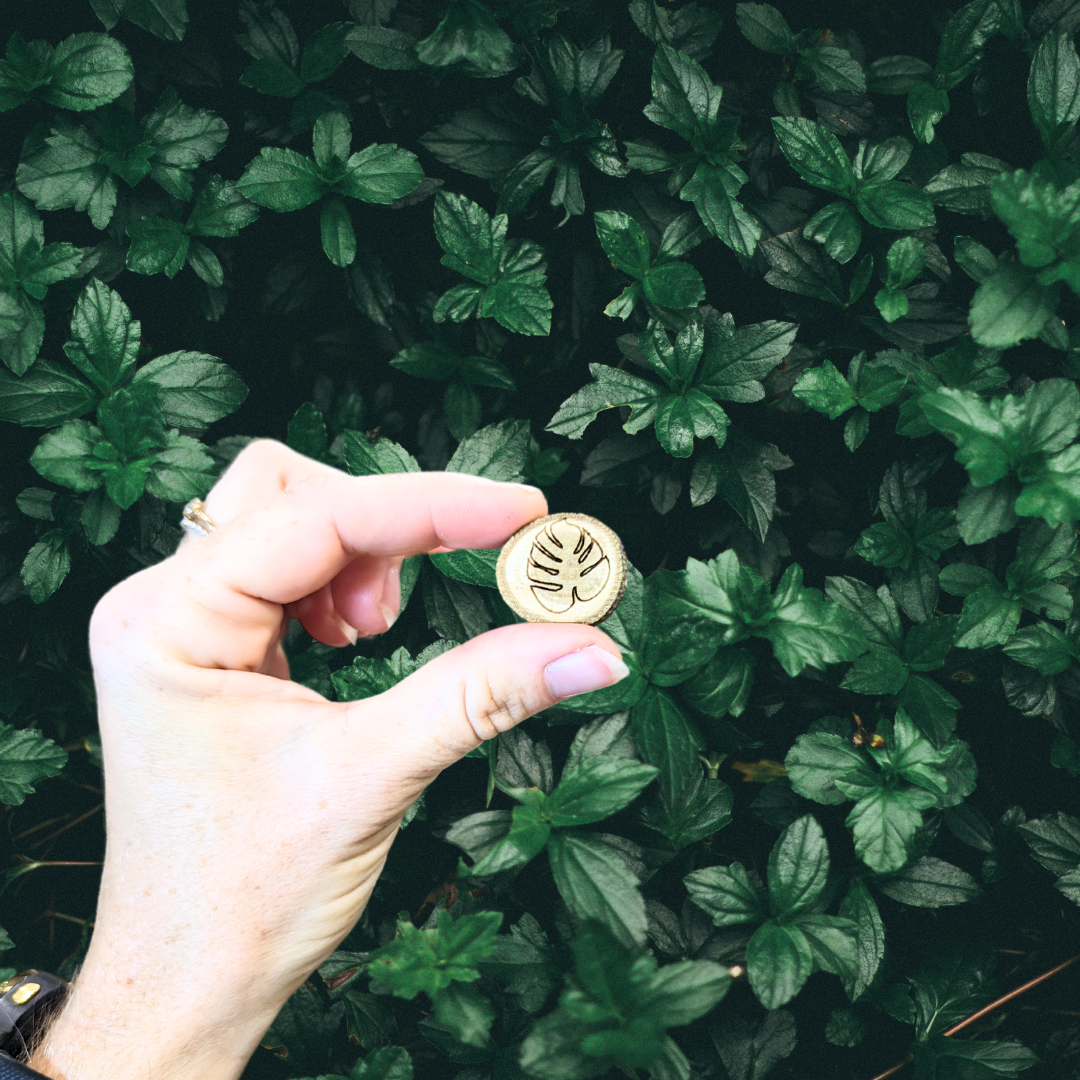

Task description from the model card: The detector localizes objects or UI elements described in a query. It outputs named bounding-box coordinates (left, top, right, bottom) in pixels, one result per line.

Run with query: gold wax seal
left=496, top=512, right=627, bottom=625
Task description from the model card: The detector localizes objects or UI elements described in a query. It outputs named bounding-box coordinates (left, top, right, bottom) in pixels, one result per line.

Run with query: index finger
left=119, top=441, right=547, bottom=670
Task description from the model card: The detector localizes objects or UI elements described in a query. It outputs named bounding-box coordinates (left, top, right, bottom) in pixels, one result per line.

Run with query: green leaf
left=935, top=0, right=1000, bottom=86
left=445, top=418, right=528, bottom=481
left=630, top=687, right=702, bottom=804
left=369, top=909, right=503, bottom=999
left=464, top=800, right=551, bottom=877
left=20, top=531, right=72, bottom=605
left=546, top=757, right=658, bottom=827
left=433, top=192, right=552, bottom=335
left=131, top=352, right=247, bottom=429
left=643, top=772, right=734, bottom=850
left=680, top=162, right=762, bottom=257
left=792, top=359, right=856, bottom=419
left=0, top=359, right=97, bottom=426
left=684, top=860, right=767, bottom=927
left=15, top=118, right=116, bottom=229
left=711, top=1010, right=797, bottom=1080
left=875, top=856, right=982, bottom=907
left=841, top=649, right=909, bottom=695
left=643, top=43, right=718, bottom=144
left=925, top=153, right=1010, bottom=217
left=342, top=432, right=420, bottom=476
left=521, top=919, right=728, bottom=1077
left=955, top=584, right=1021, bottom=649
left=826, top=576, right=904, bottom=652
left=546, top=363, right=662, bottom=440
left=1018, top=812, right=1080, bottom=876
left=299, top=22, right=349, bottom=85
left=804, top=201, right=863, bottom=264
left=786, top=732, right=875, bottom=806
left=236, top=147, right=328, bottom=211
left=350, top=1046, right=413, bottom=1080
left=907, top=83, right=950, bottom=145
left=30, top=420, right=102, bottom=493
left=838, top=880, right=885, bottom=1001
left=762, top=563, right=868, bottom=677
left=44, top=32, right=134, bottom=111
left=767, top=814, right=829, bottom=917
left=896, top=674, right=961, bottom=745
left=735, top=3, right=795, bottom=54
left=855, top=182, right=935, bottom=230
left=1028, top=27, right=1080, bottom=154
left=956, top=480, right=1020, bottom=544
left=771, top=118, right=855, bottom=197
left=63, top=280, right=139, bottom=394
left=546, top=830, right=646, bottom=947
left=346, top=25, right=422, bottom=71
left=110, top=0, right=189, bottom=42
left=0, top=722, right=67, bottom=803
left=144, top=431, right=215, bottom=504
left=867, top=54, right=933, bottom=95
left=681, top=647, right=754, bottom=717
left=801, top=45, right=866, bottom=95
left=338, top=142, right=424, bottom=205
left=320, top=196, right=356, bottom=267
left=909, top=942, right=995, bottom=1039
left=126, top=216, right=189, bottom=279
left=760, top=230, right=846, bottom=306
left=416, top=0, right=515, bottom=76
left=241, top=60, right=303, bottom=98
left=925, top=1035, right=1038, bottom=1077
left=847, top=785, right=936, bottom=874
left=745, top=921, right=813, bottom=1010
left=429, top=548, right=498, bottom=588
left=594, top=210, right=651, bottom=278
left=969, top=264, right=1059, bottom=349
left=187, top=175, right=260, bottom=237
left=1002, top=621, right=1075, bottom=675
left=141, top=86, right=228, bottom=200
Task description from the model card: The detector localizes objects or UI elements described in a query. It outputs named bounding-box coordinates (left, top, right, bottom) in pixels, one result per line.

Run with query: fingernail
left=380, top=564, right=400, bottom=631
left=544, top=646, right=630, bottom=700
left=332, top=612, right=359, bottom=646
left=511, top=483, right=543, bottom=494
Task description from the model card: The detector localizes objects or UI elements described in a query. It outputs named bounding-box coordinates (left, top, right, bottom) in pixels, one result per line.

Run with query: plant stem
left=26, top=803, right=102, bottom=852
left=867, top=950, right=1080, bottom=1080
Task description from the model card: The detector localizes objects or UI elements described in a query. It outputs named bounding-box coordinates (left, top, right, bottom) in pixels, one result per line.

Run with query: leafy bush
left=4, top=0, right=1080, bottom=1077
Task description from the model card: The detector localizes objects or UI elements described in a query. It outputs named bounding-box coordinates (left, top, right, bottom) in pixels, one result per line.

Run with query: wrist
left=26, top=943, right=280, bottom=1080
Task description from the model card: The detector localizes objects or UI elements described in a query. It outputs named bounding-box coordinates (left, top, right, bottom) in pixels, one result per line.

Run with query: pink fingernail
left=544, top=646, right=630, bottom=700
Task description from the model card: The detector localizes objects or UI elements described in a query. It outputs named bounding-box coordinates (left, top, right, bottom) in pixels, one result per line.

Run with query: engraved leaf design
left=527, top=520, right=611, bottom=613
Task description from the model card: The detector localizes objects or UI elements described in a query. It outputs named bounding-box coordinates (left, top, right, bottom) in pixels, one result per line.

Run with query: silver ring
left=180, top=498, right=217, bottom=538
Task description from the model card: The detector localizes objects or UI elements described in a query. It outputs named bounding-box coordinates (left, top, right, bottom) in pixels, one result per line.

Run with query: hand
left=29, top=441, right=628, bottom=1080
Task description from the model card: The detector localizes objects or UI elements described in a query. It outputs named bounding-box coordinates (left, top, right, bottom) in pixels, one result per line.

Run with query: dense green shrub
left=3, top=0, right=1080, bottom=1076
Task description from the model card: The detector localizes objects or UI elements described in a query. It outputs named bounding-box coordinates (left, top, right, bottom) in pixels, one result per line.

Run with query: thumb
left=355, top=623, right=630, bottom=780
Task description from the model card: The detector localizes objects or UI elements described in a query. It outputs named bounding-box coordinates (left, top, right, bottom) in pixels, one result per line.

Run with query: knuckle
left=88, top=569, right=155, bottom=656
left=460, top=671, right=532, bottom=743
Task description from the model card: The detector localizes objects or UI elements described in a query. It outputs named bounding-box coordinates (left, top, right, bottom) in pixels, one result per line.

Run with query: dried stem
left=26, top=802, right=102, bottom=852
left=868, top=950, right=1080, bottom=1080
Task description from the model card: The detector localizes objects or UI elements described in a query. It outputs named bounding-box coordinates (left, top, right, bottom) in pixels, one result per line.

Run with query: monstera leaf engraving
left=527, top=519, right=611, bottom=614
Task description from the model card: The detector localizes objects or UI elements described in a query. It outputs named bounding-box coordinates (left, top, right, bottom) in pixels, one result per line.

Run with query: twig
left=13, top=815, right=72, bottom=842
left=26, top=803, right=102, bottom=852
left=40, top=911, right=93, bottom=927
left=868, top=951, right=1080, bottom=1080
left=941, top=951, right=1080, bottom=1037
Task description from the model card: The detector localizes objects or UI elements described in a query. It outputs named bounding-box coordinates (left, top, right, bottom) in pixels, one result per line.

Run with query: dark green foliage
left=3, top=2, right=1080, bottom=1079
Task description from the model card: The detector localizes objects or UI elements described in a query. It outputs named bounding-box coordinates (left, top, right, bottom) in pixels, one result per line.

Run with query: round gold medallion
left=496, top=512, right=627, bottom=625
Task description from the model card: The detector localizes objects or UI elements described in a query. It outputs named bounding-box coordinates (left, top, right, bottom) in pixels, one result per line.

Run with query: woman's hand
left=29, top=441, right=628, bottom=1080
